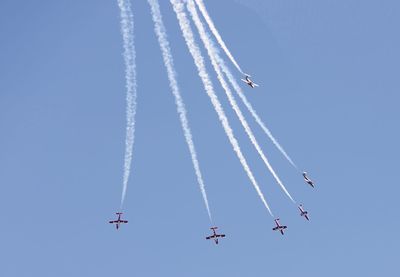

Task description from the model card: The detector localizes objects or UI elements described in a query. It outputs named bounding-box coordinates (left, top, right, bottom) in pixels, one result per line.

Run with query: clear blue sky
left=1, top=0, right=399, bottom=276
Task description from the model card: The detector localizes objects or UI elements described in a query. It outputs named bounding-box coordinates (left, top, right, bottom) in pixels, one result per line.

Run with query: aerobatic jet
left=241, top=75, right=259, bottom=88
left=302, top=172, right=315, bottom=188
left=272, top=219, right=287, bottom=235
left=109, top=212, right=128, bottom=230
left=298, top=205, right=309, bottom=221
left=205, top=227, right=226, bottom=245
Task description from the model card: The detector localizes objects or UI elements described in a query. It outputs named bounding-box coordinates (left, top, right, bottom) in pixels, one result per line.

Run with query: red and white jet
left=303, top=172, right=315, bottom=188
left=241, top=75, right=259, bottom=88
left=272, top=219, right=287, bottom=235
left=205, top=227, right=226, bottom=245
left=298, top=205, right=309, bottom=221
left=109, top=212, right=128, bottom=230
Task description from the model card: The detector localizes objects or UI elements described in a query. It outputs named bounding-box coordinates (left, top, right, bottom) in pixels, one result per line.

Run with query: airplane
left=109, top=212, right=128, bottom=230
left=272, top=219, right=287, bottom=235
left=303, top=172, right=315, bottom=188
left=205, top=227, right=226, bottom=245
left=241, top=75, right=259, bottom=88
left=298, top=204, right=309, bottom=221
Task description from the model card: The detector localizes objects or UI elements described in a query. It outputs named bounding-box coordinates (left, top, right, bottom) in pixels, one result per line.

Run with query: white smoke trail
left=187, top=0, right=295, bottom=203
left=194, top=0, right=243, bottom=74
left=117, top=0, right=138, bottom=208
left=171, top=0, right=274, bottom=216
left=217, top=55, right=299, bottom=170
left=147, top=0, right=212, bottom=222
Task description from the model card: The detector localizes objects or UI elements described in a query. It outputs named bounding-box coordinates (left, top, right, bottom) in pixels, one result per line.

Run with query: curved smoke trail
left=187, top=0, right=295, bottom=204
left=147, top=0, right=212, bottom=222
left=171, top=0, right=274, bottom=216
left=194, top=0, right=243, bottom=74
left=117, top=0, right=138, bottom=208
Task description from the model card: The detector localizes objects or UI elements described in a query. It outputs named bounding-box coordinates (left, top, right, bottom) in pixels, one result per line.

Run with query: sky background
left=1, top=0, right=399, bottom=276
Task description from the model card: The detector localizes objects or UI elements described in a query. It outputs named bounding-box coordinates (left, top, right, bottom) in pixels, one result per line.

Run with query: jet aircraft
left=298, top=205, right=309, bottom=221
left=272, top=219, right=287, bottom=235
left=109, top=212, right=128, bottom=230
left=205, top=227, right=226, bottom=245
left=303, top=172, right=315, bottom=188
left=241, top=75, right=259, bottom=88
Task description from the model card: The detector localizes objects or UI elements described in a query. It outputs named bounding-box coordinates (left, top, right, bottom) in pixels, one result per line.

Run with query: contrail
left=217, top=55, right=299, bottom=170
left=193, top=0, right=243, bottom=74
left=171, top=0, right=274, bottom=216
left=117, top=0, right=138, bottom=208
left=187, top=0, right=295, bottom=204
left=147, top=0, right=212, bottom=222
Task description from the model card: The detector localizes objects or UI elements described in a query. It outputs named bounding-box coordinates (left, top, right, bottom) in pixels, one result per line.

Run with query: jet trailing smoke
left=217, top=56, right=299, bottom=170
left=147, top=0, right=213, bottom=222
left=194, top=0, right=298, bottom=172
left=171, top=0, right=274, bottom=216
left=117, top=0, right=138, bottom=208
left=186, top=0, right=296, bottom=204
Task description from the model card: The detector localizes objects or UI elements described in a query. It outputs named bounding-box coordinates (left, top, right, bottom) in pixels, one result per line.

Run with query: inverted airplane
left=298, top=204, right=309, bottom=221
left=272, top=219, right=287, bottom=235
left=205, top=227, right=226, bottom=245
left=303, top=172, right=315, bottom=188
left=241, top=75, right=259, bottom=88
left=109, top=212, right=128, bottom=230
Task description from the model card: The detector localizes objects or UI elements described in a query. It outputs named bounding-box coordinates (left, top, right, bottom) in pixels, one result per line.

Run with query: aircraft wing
left=219, top=234, right=226, bottom=238
left=109, top=220, right=117, bottom=224
left=304, top=176, right=312, bottom=183
left=121, top=220, right=128, bottom=223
